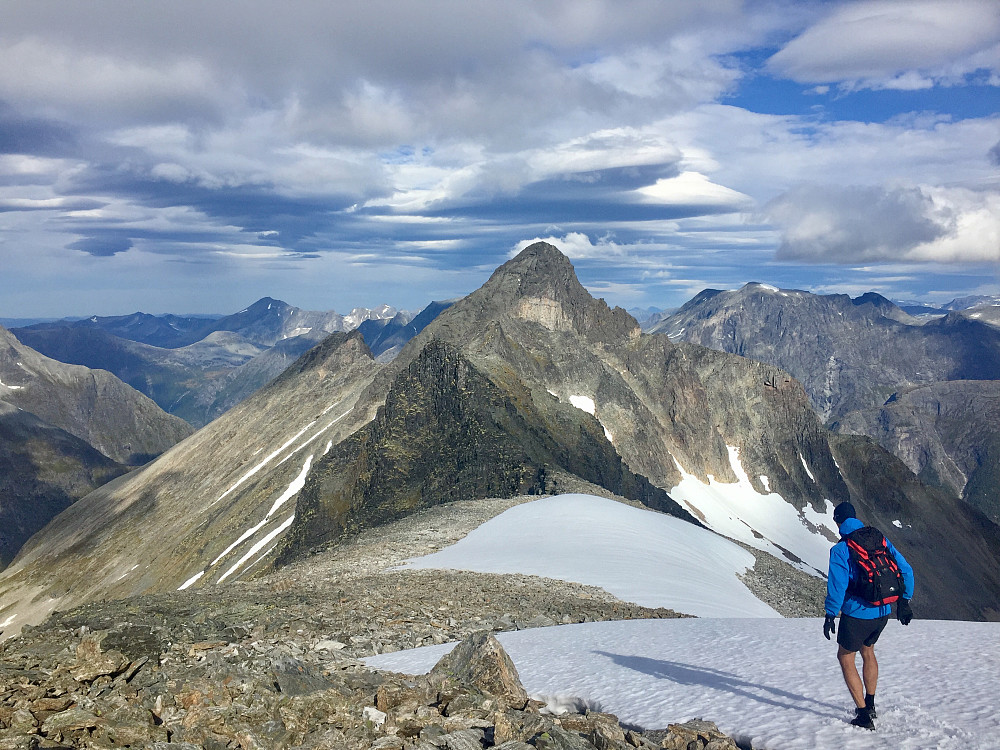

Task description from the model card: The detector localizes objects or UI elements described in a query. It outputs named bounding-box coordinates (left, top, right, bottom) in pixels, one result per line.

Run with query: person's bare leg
left=859, top=644, right=878, bottom=697
left=837, top=646, right=865, bottom=708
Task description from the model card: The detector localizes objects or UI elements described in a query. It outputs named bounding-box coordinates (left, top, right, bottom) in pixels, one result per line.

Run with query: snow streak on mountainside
left=669, top=446, right=838, bottom=574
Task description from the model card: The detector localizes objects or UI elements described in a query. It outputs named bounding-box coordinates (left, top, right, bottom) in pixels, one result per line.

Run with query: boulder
left=429, top=631, right=528, bottom=710
left=70, top=633, right=128, bottom=683
left=658, top=719, right=739, bottom=750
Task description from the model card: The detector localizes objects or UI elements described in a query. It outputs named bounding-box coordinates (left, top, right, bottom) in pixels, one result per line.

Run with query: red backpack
left=845, top=526, right=904, bottom=606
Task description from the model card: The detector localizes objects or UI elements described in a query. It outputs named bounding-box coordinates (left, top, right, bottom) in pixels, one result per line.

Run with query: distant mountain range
left=12, top=297, right=448, bottom=427
left=2, top=243, right=998, bottom=642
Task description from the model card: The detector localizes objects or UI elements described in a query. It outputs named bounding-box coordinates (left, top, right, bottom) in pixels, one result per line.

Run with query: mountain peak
left=481, top=242, right=579, bottom=295
left=467, top=242, right=637, bottom=338
left=852, top=291, right=894, bottom=308
left=243, top=297, right=289, bottom=314
left=510, top=240, right=573, bottom=267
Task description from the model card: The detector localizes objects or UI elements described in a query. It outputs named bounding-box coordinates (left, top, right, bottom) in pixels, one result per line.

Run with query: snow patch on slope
left=567, top=394, right=614, bottom=442
left=799, top=451, right=816, bottom=482
left=177, top=571, right=204, bottom=591
left=207, top=456, right=314, bottom=572
left=399, top=494, right=778, bottom=618
left=217, top=514, right=295, bottom=584
left=211, top=421, right=317, bottom=507
left=669, top=447, right=832, bottom=574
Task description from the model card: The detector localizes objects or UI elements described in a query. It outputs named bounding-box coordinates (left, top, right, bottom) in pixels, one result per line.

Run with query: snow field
left=367, top=617, right=1000, bottom=750
left=398, top=494, right=778, bottom=618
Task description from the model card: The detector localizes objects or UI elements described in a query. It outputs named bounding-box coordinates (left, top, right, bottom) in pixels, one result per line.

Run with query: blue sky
left=0, top=0, right=998, bottom=318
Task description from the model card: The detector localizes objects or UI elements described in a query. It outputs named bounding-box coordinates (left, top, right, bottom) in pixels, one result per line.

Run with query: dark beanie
left=833, top=501, right=857, bottom=525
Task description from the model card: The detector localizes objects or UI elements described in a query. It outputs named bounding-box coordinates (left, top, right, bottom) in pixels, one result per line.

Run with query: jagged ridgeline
left=2, top=242, right=1000, bottom=639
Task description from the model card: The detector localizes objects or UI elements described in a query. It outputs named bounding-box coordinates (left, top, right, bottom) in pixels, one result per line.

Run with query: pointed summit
left=481, top=242, right=588, bottom=308
left=442, top=242, right=639, bottom=341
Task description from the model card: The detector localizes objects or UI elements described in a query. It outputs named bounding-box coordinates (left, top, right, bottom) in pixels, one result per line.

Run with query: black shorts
left=837, top=614, right=889, bottom=652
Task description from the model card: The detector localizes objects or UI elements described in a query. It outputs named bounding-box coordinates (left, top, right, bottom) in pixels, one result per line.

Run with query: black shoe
left=850, top=707, right=875, bottom=730
left=865, top=695, right=877, bottom=720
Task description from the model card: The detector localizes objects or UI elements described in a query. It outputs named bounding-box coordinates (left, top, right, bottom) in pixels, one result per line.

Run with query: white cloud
left=660, top=105, right=1000, bottom=202
left=766, top=183, right=1000, bottom=263
left=0, top=38, right=228, bottom=124
left=514, top=232, right=626, bottom=260
left=908, top=187, right=1000, bottom=262
left=767, top=0, right=1000, bottom=90
left=635, top=171, right=752, bottom=210
left=0, top=1, right=996, bottom=317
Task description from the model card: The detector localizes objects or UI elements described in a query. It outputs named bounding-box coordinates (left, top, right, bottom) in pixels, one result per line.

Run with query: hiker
left=823, top=501, right=914, bottom=730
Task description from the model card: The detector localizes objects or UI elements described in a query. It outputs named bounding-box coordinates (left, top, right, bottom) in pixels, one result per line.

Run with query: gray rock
left=70, top=634, right=127, bottom=682
left=439, top=728, right=486, bottom=750
left=535, top=724, right=598, bottom=750
left=429, top=632, right=528, bottom=710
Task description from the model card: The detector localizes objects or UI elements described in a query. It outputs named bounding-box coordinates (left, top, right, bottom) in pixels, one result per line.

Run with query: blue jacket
left=825, top=517, right=915, bottom=619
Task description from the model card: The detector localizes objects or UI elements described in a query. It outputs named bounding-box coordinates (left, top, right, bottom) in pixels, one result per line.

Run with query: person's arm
left=887, top=538, right=915, bottom=600
left=825, top=543, right=850, bottom=617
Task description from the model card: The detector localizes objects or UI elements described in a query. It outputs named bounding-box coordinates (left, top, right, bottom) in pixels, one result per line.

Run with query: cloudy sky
left=1, top=0, right=998, bottom=318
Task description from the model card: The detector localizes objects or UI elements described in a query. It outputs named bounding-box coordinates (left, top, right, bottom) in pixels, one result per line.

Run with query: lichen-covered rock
left=429, top=631, right=528, bottom=711
left=70, top=633, right=128, bottom=682
left=657, top=719, right=740, bottom=750
left=535, top=724, right=599, bottom=750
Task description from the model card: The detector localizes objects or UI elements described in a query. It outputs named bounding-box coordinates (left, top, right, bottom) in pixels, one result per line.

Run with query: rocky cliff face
left=648, top=285, right=1000, bottom=513
left=279, top=341, right=692, bottom=561
left=832, top=380, right=1000, bottom=523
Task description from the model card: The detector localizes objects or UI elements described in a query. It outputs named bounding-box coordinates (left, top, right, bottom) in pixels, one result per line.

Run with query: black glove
left=823, top=615, right=836, bottom=640
left=897, top=598, right=913, bottom=626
